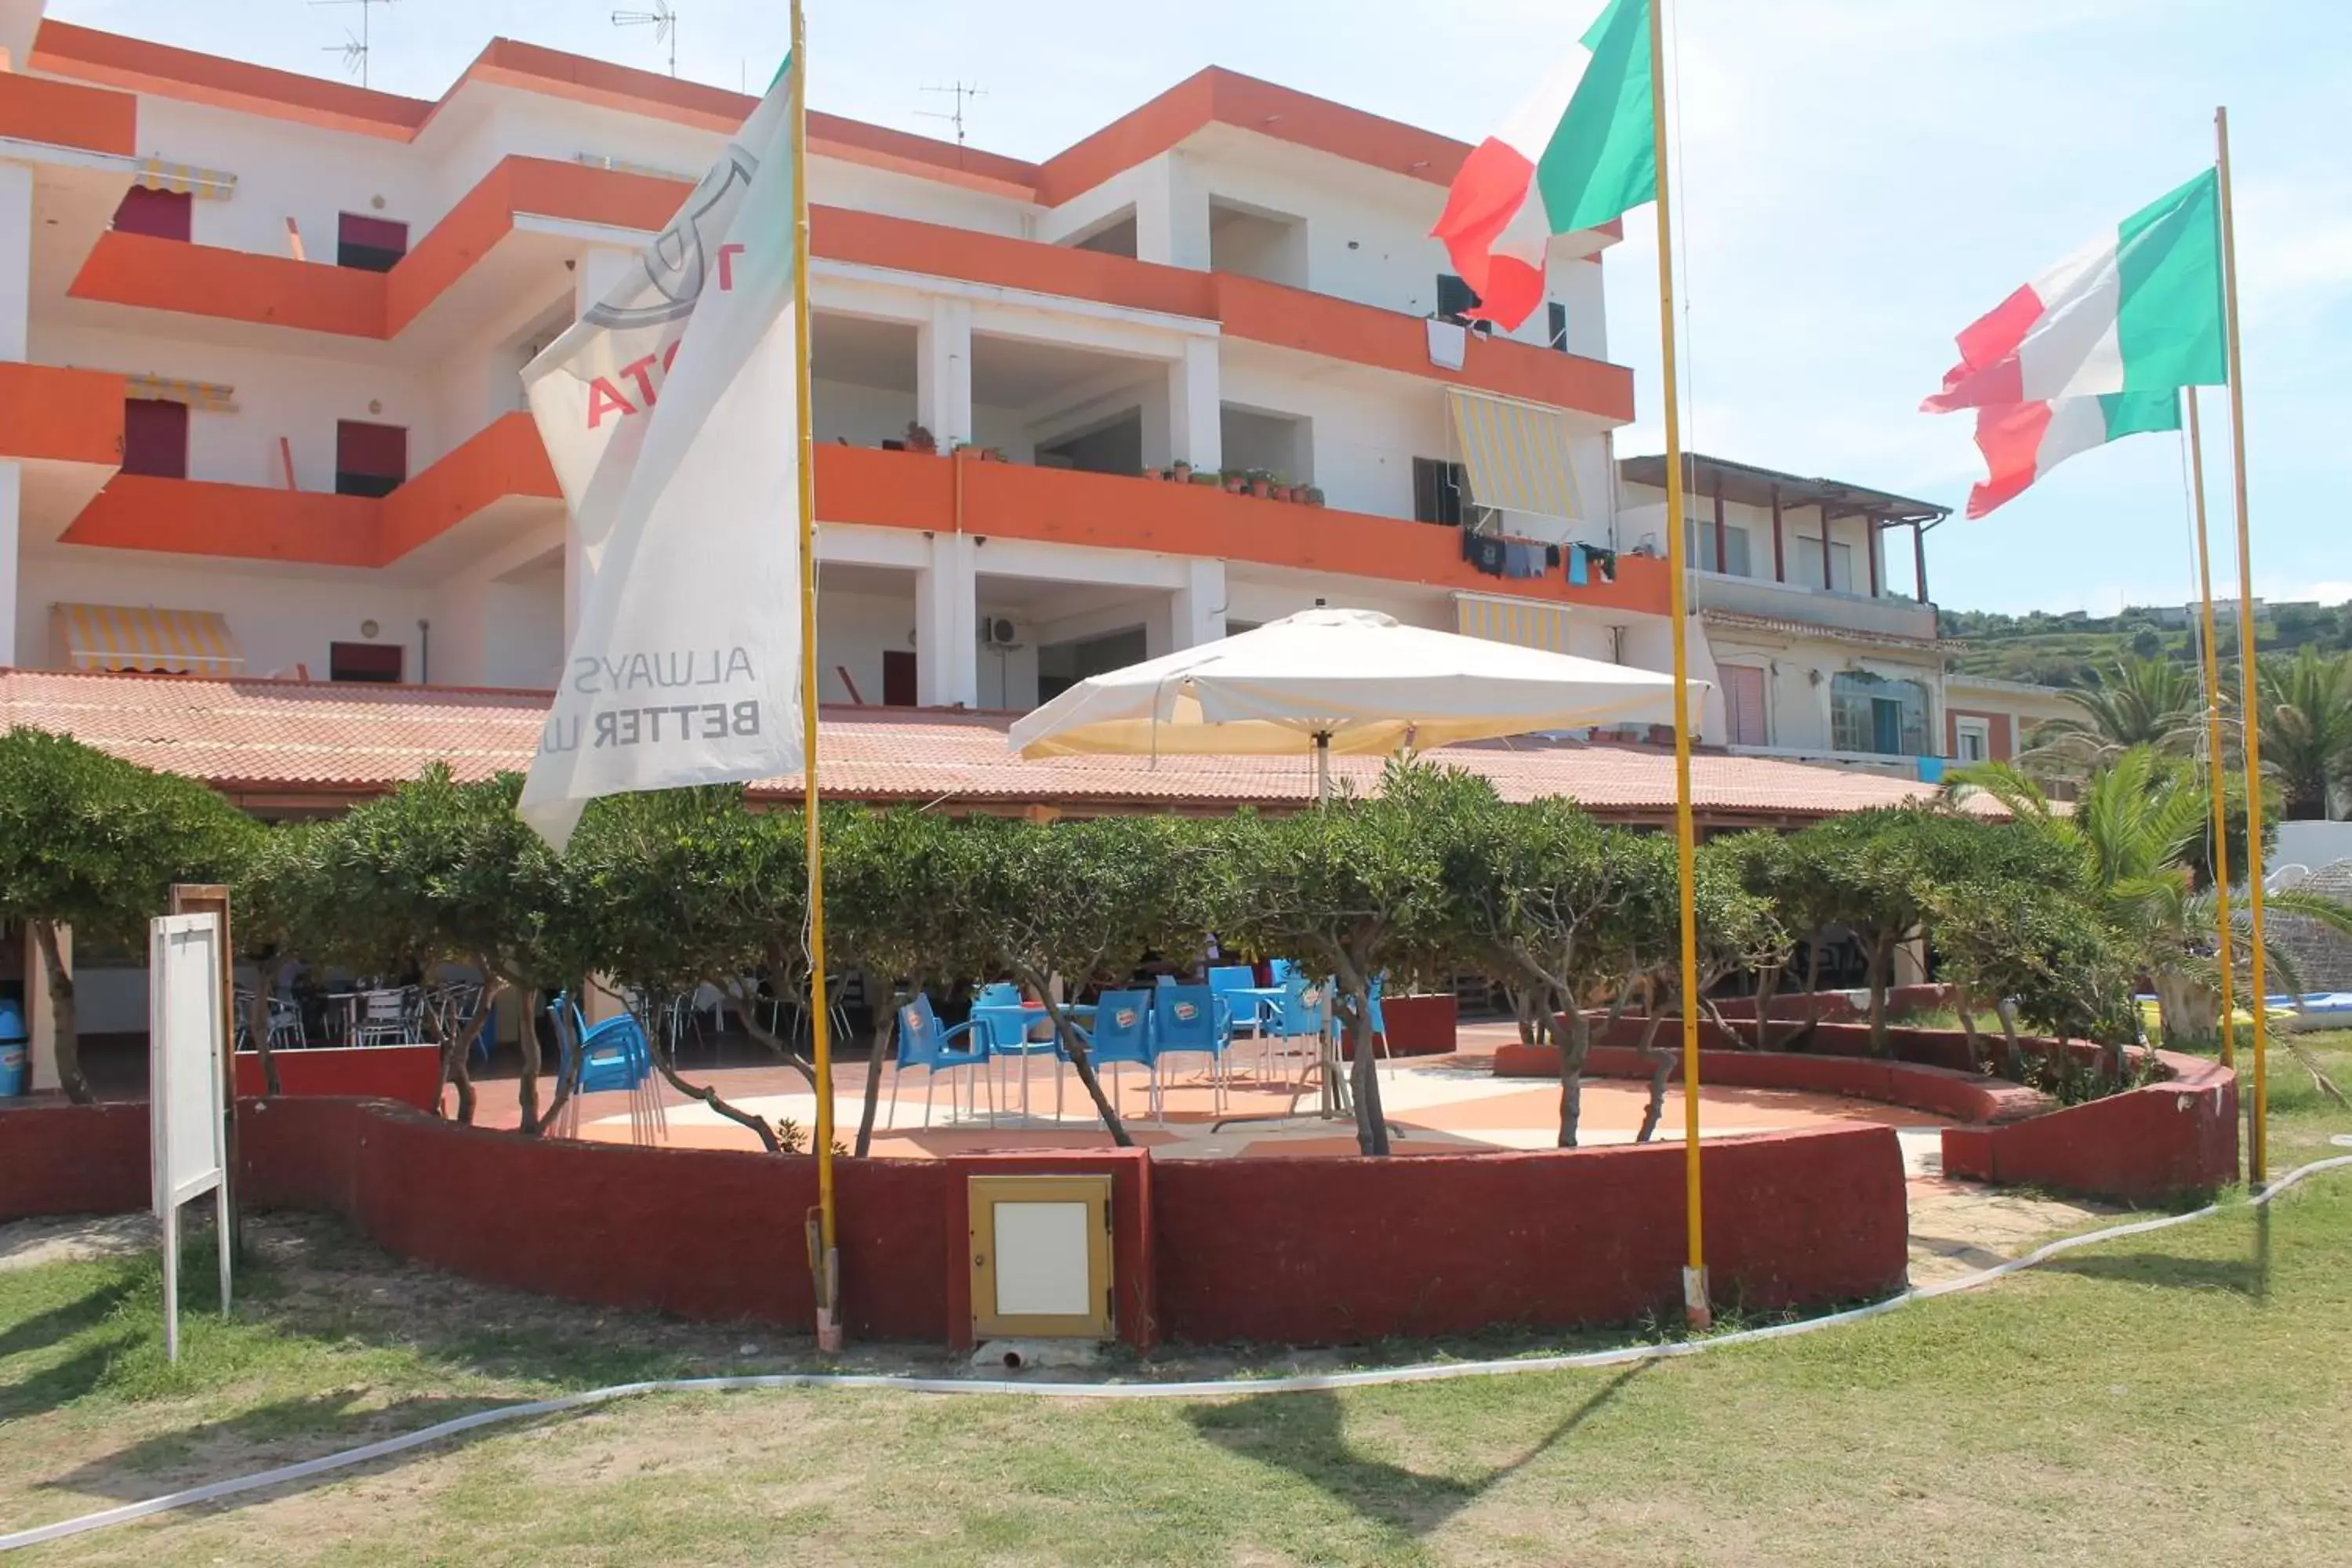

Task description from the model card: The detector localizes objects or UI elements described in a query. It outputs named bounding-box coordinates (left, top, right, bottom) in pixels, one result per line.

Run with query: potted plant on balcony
left=1192, top=469, right=1223, bottom=487
left=903, top=422, right=937, bottom=456
left=1269, top=474, right=1294, bottom=503
left=1221, top=468, right=1247, bottom=494
left=1247, top=469, right=1274, bottom=499
left=1303, top=485, right=1327, bottom=506
left=1171, top=459, right=1192, bottom=483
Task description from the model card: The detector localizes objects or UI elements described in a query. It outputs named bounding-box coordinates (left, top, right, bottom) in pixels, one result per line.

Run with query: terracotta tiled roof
left=0, top=668, right=1952, bottom=823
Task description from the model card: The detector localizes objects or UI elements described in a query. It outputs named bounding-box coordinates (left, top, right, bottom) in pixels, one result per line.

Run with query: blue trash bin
left=0, top=997, right=28, bottom=1098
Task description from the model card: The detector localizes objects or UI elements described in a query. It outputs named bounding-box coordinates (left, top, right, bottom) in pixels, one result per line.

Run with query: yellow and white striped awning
left=51, top=604, right=245, bottom=676
left=575, top=152, right=696, bottom=183
left=1455, top=593, right=1570, bottom=654
left=135, top=158, right=238, bottom=200
left=124, top=376, right=237, bottom=412
left=1448, top=388, right=1583, bottom=522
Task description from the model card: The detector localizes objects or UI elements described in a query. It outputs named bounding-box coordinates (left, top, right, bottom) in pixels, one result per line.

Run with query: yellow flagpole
left=2214, top=105, right=2269, bottom=1186
left=790, top=0, right=843, bottom=1348
left=2184, top=389, right=2236, bottom=1073
left=1647, top=0, right=1708, bottom=1330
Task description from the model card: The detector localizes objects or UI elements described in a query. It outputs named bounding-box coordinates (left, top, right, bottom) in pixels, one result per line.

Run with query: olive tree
left=331, top=768, right=579, bottom=1127
left=1207, top=760, right=1470, bottom=1156
left=566, top=787, right=819, bottom=1151
left=827, top=806, right=985, bottom=1156
left=958, top=813, right=1207, bottom=1148
left=230, top=819, right=350, bottom=1096
left=0, top=728, right=257, bottom=1103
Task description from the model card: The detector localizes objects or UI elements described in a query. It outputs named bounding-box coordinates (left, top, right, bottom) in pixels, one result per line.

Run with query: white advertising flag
left=517, top=60, right=802, bottom=846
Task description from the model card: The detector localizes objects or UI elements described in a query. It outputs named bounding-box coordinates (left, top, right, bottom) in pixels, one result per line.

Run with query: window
left=881, top=649, right=916, bottom=707
left=1831, top=673, right=1929, bottom=757
left=1722, top=665, right=1768, bottom=746
left=1548, top=301, right=1570, bottom=352
left=1684, top=517, right=1752, bottom=576
left=111, top=186, right=192, bottom=241
left=1413, top=456, right=1470, bottom=527
left=329, top=641, right=403, bottom=684
left=1955, top=717, right=1992, bottom=763
left=121, top=397, right=190, bottom=478
left=1435, top=274, right=1493, bottom=332
left=335, top=420, right=407, bottom=497
left=336, top=212, right=408, bottom=272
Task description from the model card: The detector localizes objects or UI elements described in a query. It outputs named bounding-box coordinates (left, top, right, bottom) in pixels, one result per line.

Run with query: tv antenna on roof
left=612, top=0, right=679, bottom=78
left=312, top=0, right=394, bottom=89
left=919, top=80, right=986, bottom=148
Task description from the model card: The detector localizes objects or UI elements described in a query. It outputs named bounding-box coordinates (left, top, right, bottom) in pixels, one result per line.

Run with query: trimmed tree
left=331, top=768, right=576, bottom=1127
left=958, top=813, right=1207, bottom=1148
left=826, top=805, right=985, bottom=1156
left=230, top=819, right=351, bottom=1095
left=0, top=728, right=257, bottom=1103
left=1207, top=760, right=1471, bottom=1156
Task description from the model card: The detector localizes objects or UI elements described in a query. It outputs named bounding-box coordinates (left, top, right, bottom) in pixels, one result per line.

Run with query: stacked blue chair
left=549, top=997, right=652, bottom=1094
left=890, top=993, right=994, bottom=1127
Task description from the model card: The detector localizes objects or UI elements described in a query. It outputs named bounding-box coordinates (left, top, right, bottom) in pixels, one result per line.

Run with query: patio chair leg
left=889, top=1063, right=902, bottom=1129
left=924, top=1071, right=935, bottom=1129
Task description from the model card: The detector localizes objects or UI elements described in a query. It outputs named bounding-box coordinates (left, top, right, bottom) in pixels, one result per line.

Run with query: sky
left=44, top=0, right=2352, bottom=616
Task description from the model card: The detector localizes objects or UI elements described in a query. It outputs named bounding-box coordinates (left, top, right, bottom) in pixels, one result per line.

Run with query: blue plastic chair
left=891, top=993, right=994, bottom=1127
left=550, top=998, right=651, bottom=1094
left=1268, top=959, right=1299, bottom=988
left=1151, top=983, right=1231, bottom=1116
left=971, top=982, right=1061, bottom=1122
left=1065, top=989, right=1156, bottom=1121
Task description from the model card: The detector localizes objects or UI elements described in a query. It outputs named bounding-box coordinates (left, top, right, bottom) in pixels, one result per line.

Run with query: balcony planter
left=1221, top=469, right=1246, bottom=493
left=1247, top=470, right=1273, bottom=499
left=1190, top=470, right=1224, bottom=487
left=1304, top=486, right=1327, bottom=506
left=1171, top=460, right=1192, bottom=483
left=903, top=422, right=938, bottom=456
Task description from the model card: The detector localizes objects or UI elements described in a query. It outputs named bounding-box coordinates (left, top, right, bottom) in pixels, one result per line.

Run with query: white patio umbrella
left=1007, top=605, right=1695, bottom=797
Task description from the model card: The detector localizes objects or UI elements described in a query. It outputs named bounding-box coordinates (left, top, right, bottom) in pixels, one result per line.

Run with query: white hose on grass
left=6, top=1154, right=2347, bottom=1554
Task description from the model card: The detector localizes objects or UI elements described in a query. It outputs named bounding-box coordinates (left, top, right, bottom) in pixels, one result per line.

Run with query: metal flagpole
left=1647, top=0, right=1708, bottom=1330
left=2183, top=389, right=2237, bottom=1073
left=790, top=0, right=843, bottom=1348
left=2214, top=105, right=2270, bottom=1186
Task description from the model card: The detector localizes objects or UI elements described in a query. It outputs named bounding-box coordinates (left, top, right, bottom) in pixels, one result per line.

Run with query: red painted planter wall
left=1940, top=1052, right=2238, bottom=1205
left=3, top=1098, right=1910, bottom=1347
left=1491, top=1039, right=2049, bottom=1125
left=0, top=1101, right=151, bottom=1218
left=234, top=1046, right=441, bottom=1112
left=1152, top=1127, right=1910, bottom=1343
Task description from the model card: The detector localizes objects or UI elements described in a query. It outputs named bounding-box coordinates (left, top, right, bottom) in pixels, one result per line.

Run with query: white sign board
left=150, top=913, right=230, bottom=1362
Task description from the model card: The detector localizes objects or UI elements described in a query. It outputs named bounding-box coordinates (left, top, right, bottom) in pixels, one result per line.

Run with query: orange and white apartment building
left=0, top=4, right=2064, bottom=775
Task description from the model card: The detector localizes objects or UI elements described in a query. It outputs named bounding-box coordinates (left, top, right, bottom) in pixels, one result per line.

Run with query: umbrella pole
left=1314, top=731, right=1330, bottom=804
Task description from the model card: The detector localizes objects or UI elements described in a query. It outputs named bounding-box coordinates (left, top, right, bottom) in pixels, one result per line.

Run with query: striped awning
left=135, top=159, right=238, bottom=200
left=1449, top=388, right=1583, bottom=522
left=124, top=376, right=237, bottom=412
left=1455, top=593, right=1570, bottom=654
left=51, top=604, right=245, bottom=676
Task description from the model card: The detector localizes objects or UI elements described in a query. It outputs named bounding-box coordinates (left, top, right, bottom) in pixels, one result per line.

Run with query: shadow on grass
left=36, top=1388, right=568, bottom=1512
left=0, top=1275, right=140, bottom=1364
left=1185, top=1362, right=1648, bottom=1540
left=2044, top=1202, right=2274, bottom=1301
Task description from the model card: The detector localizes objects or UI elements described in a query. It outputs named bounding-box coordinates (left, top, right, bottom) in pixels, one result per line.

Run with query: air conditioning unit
left=981, top=617, right=1022, bottom=650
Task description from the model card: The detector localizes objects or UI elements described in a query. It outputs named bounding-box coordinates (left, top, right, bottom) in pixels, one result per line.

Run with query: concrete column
left=1133, top=151, right=1210, bottom=270
left=24, top=922, right=66, bottom=1094
left=1168, top=557, right=1226, bottom=651
left=0, top=459, right=19, bottom=667
left=914, top=531, right=978, bottom=708
left=0, top=160, right=30, bottom=363
left=1168, top=338, right=1222, bottom=474
left=916, top=297, right=973, bottom=449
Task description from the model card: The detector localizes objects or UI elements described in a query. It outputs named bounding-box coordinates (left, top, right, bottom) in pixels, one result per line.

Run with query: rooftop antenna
left=918, top=80, right=985, bottom=150
left=312, top=0, right=394, bottom=89
left=612, top=0, right=678, bottom=78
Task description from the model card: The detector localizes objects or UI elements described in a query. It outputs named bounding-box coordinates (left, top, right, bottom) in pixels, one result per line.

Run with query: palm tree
left=1947, top=749, right=2350, bottom=1102
left=2025, top=655, right=2206, bottom=768
left=2254, top=648, right=2352, bottom=821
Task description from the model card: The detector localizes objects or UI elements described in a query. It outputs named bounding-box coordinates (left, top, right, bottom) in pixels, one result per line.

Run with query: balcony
left=1690, top=571, right=1940, bottom=644
left=56, top=412, right=559, bottom=572
left=0, top=70, right=135, bottom=159
left=814, top=445, right=1671, bottom=615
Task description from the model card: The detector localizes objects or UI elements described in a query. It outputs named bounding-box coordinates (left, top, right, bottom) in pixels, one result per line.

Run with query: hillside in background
left=1940, top=599, right=2352, bottom=687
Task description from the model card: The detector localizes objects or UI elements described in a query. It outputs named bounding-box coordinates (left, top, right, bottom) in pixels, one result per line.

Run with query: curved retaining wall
left=0, top=1096, right=1909, bottom=1347
left=1495, top=1018, right=2240, bottom=1204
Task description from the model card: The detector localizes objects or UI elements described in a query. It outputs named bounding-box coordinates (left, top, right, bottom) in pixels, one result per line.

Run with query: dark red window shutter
left=121, top=398, right=190, bottom=478
left=335, top=420, right=407, bottom=497
left=336, top=213, right=408, bottom=272
left=112, top=186, right=193, bottom=241
left=329, top=642, right=404, bottom=683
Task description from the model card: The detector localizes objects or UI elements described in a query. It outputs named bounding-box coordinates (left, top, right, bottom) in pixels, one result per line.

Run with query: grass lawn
left=4, top=1035, right=2348, bottom=1566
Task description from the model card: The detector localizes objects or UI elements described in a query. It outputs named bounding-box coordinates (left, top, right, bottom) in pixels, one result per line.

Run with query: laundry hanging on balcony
left=1447, top=388, right=1584, bottom=522
left=49, top=603, right=245, bottom=676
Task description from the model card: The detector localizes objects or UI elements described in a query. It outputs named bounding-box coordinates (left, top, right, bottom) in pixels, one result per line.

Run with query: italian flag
left=1429, top=0, right=1655, bottom=333
left=1924, top=169, right=2224, bottom=516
